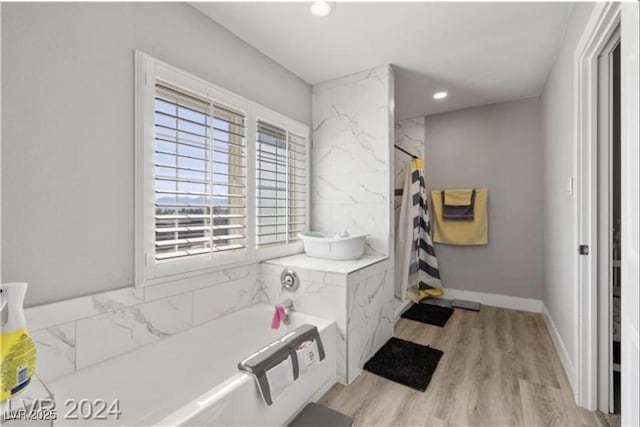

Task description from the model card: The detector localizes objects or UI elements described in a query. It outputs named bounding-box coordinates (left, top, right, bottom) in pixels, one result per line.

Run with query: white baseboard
left=393, top=298, right=412, bottom=319
left=541, top=303, right=577, bottom=397
left=441, top=288, right=543, bottom=313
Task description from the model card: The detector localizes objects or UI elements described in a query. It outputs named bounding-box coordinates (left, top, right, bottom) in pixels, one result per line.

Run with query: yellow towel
left=443, top=189, right=474, bottom=206
left=432, top=188, right=488, bottom=245
left=418, top=288, right=444, bottom=300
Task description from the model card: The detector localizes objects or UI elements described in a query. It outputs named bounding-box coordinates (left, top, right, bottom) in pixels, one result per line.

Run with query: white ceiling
left=193, top=2, right=572, bottom=119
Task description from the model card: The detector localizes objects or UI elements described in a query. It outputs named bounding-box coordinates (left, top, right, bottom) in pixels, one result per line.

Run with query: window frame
left=135, top=52, right=309, bottom=287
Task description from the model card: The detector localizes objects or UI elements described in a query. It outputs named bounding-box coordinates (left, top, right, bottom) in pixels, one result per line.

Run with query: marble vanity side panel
left=346, top=259, right=394, bottom=383
left=311, top=66, right=392, bottom=257
left=31, top=322, right=76, bottom=381
left=75, top=293, right=193, bottom=369
left=377, top=261, right=396, bottom=368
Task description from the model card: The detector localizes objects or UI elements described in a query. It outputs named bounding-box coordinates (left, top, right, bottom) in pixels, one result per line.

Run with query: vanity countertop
left=263, top=253, right=388, bottom=275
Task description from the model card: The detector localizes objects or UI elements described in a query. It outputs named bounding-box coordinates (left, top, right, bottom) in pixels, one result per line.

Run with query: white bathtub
left=49, top=305, right=336, bottom=426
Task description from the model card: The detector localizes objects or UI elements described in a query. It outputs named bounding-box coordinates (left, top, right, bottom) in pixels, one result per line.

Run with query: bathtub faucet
left=280, top=298, right=294, bottom=325
left=271, top=299, right=294, bottom=329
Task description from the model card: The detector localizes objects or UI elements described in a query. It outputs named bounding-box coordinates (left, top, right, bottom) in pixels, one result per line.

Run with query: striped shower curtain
left=395, top=158, right=443, bottom=301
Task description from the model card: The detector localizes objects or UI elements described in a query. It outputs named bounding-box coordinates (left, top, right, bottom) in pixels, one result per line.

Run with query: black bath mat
left=364, top=337, right=443, bottom=392
left=401, top=303, right=454, bottom=327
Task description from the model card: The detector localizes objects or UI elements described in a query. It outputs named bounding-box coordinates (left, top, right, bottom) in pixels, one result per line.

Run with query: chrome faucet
left=280, top=298, right=294, bottom=325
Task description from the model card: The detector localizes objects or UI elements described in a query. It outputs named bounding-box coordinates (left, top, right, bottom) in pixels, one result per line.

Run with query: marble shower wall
left=27, top=263, right=263, bottom=383
left=394, top=116, right=426, bottom=189
left=311, top=65, right=394, bottom=256
left=394, top=117, right=426, bottom=229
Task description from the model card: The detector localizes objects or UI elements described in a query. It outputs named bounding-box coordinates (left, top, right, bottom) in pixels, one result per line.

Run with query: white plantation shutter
left=287, top=132, right=307, bottom=239
left=256, top=120, right=307, bottom=246
left=154, top=83, right=247, bottom=261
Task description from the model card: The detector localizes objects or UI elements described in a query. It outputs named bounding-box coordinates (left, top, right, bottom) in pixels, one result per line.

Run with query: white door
left=620, top=4, right=640, bottom=426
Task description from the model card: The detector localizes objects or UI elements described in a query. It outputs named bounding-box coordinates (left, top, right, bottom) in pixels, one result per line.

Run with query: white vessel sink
left=299, top=232, right=368, bottom=260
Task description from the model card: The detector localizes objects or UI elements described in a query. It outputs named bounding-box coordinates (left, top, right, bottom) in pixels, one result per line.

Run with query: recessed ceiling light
left=310, top=1, right=332, bottom=17
left=433, top=92, right=448, bottom=100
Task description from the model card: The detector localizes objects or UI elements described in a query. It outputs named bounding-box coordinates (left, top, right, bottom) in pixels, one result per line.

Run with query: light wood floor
left=320, top=305, right=605, bottom=427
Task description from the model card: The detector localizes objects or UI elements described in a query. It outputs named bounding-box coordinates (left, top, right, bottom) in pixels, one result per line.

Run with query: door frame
left=595, top=26, right=619, bottom=414
left=575, top=5, right=640, bottom=424
left=574, top=1, right=620, bottom=411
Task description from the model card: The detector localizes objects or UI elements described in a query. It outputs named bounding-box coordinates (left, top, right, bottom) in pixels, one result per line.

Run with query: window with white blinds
left=136, top=53, right=309, bottom=285
left=256, top=121, right=307, bottom=247
left=154, top=83, right=247, bottom=262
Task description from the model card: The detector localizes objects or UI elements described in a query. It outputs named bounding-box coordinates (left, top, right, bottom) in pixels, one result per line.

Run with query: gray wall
left=540, top=2, right=595, bottom=375
left=425, top=97, right=543, bottom=299
left=2, top=3, right=311, bottom=307
left=0, top=4, right=3, bottom=283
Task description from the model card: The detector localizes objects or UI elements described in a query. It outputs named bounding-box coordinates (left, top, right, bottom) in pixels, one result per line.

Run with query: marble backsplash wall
left=27, top=263, right=263, bottom=383
left=311, top=65, right=394, bottom=256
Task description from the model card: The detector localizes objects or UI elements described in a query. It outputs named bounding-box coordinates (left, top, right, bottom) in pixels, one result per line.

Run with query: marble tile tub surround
left=27, top=263, right=262, bottom=382
left=27, top=254, right=393, bottom=387
left=346, top=260, right=394, bottom=381
left=311, top=65, right=394, bottom=256
left=261, top=261, right=349, bottom=382
left=263, top=253, right=388, bottom=275
left=261, top=255, right=392, bottom=384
